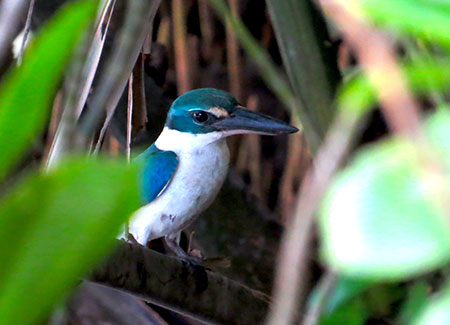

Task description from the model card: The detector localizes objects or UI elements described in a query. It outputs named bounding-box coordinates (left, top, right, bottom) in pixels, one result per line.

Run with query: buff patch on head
left=207, top=107, right=229, bottom=118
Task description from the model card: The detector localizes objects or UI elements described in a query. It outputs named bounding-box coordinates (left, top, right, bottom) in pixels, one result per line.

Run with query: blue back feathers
left=166, top=88, right=238, bottom=133
left=136, top=144, right=178, bottom=204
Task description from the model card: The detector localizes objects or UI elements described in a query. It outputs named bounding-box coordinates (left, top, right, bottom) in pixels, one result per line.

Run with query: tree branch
left=91, top=241, right=270, bottom=324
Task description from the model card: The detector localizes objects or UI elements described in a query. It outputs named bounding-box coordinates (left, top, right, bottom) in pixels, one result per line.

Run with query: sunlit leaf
left=362, top=0, right=450, bottom=48
left=0, top=158, right=140, bottom=324
left=0, top=0, right=98, bottom=180
left=319, top=110, right=450, bottom=280
left=337, top=58, right=450, bottom=117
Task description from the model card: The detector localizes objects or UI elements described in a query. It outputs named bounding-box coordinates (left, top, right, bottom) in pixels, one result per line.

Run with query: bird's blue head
left=165, top=88, right=298, bottom=135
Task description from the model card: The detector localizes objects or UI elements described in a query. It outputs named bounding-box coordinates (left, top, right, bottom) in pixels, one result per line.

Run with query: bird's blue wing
left=135, top=144, right=179, bottom=204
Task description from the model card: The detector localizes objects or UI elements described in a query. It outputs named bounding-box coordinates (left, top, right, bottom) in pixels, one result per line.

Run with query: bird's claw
left=181, top=254, right=204, bottom=267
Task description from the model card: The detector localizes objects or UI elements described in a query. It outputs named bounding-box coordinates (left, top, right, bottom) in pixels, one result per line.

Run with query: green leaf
left=319, top=110, right=450, bottom=280
left=266, top=0, right=341, bottom=153
left=319, top=297, right=368, bottom=325
left=398, top=282, right=429, bottom=324
left=405, top=58, right=450, bottom=93
left=362, top=0, right=450, bottom=48
left=0, top=0, right=98, bottom=180
left=0, top=158, right=140, bottom=324
left=309, top=276, right=372, bottom=316
left=337, top=58, right=450, bottom=118
left=364, top=283, right=406, bottom=316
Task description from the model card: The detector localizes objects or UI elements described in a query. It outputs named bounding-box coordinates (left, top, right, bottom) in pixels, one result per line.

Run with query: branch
left=91, top=241, right=270, bottom=324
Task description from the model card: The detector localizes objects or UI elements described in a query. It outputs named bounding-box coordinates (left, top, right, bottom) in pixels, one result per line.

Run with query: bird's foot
left=165, top=235, right=205, bottom=266
left=186, top=233, right=230, bottom=269
left=126, top=232, right=140, bottom=245
left=118, top=230, right=139, bottom=245
left=181, top=254, right=204, bottom=268
left=187, top=247, right=205, bottom=265
left=163, top=235, right=208, bottom=292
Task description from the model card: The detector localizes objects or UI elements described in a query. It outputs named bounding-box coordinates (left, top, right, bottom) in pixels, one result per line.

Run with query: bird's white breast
left=129, top=128, right=230, bottom=245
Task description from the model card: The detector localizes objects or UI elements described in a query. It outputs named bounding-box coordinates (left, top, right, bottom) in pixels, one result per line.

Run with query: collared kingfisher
left=129, top=88, right=298, bottom=259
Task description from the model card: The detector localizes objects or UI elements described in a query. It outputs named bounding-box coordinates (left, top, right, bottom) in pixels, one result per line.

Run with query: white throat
left=154, top=127, right=226, bottom=153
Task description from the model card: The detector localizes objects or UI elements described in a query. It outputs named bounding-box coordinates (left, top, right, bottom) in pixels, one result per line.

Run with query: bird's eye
left=191, top=111, right=209, bottom=123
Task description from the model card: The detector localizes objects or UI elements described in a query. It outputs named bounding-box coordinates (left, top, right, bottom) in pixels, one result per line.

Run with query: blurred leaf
left=310, top=275, right=406, bottom=320
left=426, top=108, right=450, bottom=167
left=266, top=0, right=341, bottom=153
left=413, top=283, right=450, bottom=325
left=319, top=110, right=450, bottom=280
left=319, top=296, right=368, bottom=325
left=309, top=275, right=372, bottom=316
left=362, top=0, right=450, bottom=48
left=0, top=0, right=98, bottom=180
left=337, top=72, right=375, bottom=117
left=0, top=158, right=140, bottom=324
left=405, top=58, right=450, bottom=92
left=398, top=282, right=429, bottom=324
left=365, top=283, right=406, bottom=316
left=337, top=58, right=450, bottom=118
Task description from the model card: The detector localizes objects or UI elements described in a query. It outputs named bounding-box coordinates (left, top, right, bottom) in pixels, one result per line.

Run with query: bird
left=128, top=88, right=298, bottom=260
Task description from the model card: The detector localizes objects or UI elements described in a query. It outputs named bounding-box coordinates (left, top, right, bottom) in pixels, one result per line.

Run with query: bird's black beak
left=212, top=106, right=298, bottom=135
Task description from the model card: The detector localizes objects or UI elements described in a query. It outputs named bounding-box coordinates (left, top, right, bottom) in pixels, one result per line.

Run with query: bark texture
left=91, top=241, right=270, bottom=324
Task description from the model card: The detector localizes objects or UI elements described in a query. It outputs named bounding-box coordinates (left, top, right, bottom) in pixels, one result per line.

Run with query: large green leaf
left=266, top=0, right=341, bottom=153
left=319, top=110, right=450, bottom=280
left=0, top=0, right=98, bottom=180
left=0, top=158, right=140, bottom=324
left=362, top=0, right=450, bottom=48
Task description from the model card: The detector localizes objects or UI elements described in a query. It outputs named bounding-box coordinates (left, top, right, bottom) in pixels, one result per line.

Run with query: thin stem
left=46, top=0, right=116, bottom=167
left=0, top=0, right=30, bottom=67
left=225, top=0, right=242, bottom=101
left=17, top=0, right=35, bottom=65
left=267, top=110, right=364, bottom=325
left=208, top=0, right=300, bottom=125
left=126, top=75, right=133, bottom=162
left=303, top=270, right=338, bottom=325
left=74, top=0, right=117, bottom=120
left=318, top=0, right=422, bottom=139
left=82, top=0, right=161, bottom=151
left=172, top=0, right=191, bottom=94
